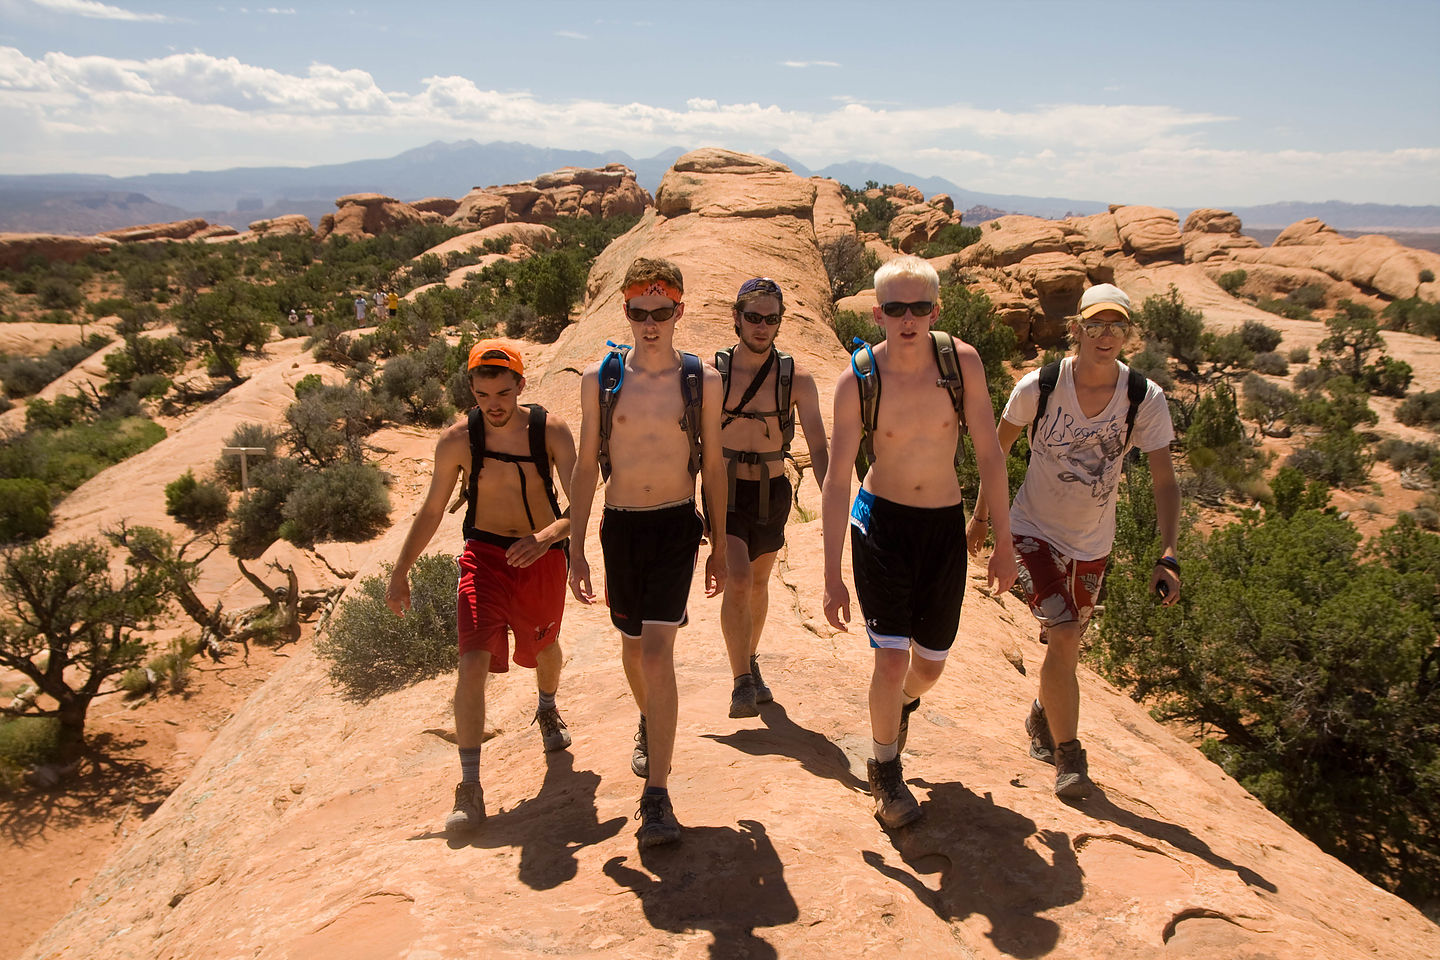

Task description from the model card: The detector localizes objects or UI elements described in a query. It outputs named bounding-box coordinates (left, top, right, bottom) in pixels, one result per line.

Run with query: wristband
left=1155, top=556, right=1180, bottom=575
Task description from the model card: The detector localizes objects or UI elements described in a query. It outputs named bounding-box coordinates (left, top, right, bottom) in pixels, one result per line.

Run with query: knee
left=910, top=656, right=946, bottom=685
left=457, top=653, right=490, bottom=690
left=872, top=651, right=909, bottom=686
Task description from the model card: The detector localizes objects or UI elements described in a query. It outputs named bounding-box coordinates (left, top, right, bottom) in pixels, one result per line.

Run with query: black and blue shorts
left=600, top=500, right=704, bottom=638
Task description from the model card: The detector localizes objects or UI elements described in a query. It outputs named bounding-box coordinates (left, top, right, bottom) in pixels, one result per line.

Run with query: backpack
left=597, top=342, right=704, bottom=481
left=462, top=403, right=561, bottom=539
left=851, top=330, right=966, bottom=468
left=714, top=345, right=796, bottom=521
left=1029, top=359, right=1149, bottom=458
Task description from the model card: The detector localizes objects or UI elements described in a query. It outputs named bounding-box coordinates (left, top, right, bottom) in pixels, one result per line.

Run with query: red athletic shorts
left=456, top=537, right=566, bottom=672
left=1012, top=535, right=1108, bottom=637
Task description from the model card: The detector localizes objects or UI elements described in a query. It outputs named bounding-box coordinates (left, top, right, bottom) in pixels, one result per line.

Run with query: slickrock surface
left=18, top=151, right=1440, bottom=960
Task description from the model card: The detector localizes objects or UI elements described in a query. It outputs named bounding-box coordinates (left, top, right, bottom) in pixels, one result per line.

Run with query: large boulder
left=887, top=204, right=950, bottom=253
left=315, top=194, right=427, bottom=241
left=1110, top=205, right=1184, bottom=261
left=412, top=197, right=460, bottom=217
left=1229, top=219, right=1440, bottom=301
left=448, top=190, right=512, bottom=229
left=1181, top=209, right=1261, bottom=263
left=958, top=215, right=1073, bottom=268
left=249, top=214, right=314, bottom=238
left=655, top=151, right=816, bottom=220
left=0, top=232, right=114, bottom=269
left=447, top=165, right=653, bottom=227
left=416, top=223, right=558, bottom=263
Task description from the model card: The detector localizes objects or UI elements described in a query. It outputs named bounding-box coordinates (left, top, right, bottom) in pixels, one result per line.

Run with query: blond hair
left=874, top=255, right=939, bottom=301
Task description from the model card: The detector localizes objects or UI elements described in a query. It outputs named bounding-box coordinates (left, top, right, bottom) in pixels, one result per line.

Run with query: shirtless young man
left=716, top=278, right=830, bottom=718
left=568, top=257, right=728, bottom=849
left=969, top=283, right=1180, bottom=800
left=822, top=255, right=1018, bottom=828
left=385, top=341, right=578, bottom=833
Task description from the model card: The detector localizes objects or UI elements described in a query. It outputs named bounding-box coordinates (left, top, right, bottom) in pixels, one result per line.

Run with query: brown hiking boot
left=631, top=714, right=648, bottom=778
left=1054, top=739, right=1094, bottom=799
left=635, top=792, right=682, bottom=848
left=444, top=781, right=485, bottom=833
left=896, top=697, right=921, bottom=754
left=1026, top=700, right=1056, bottom=765
left=531, top=705, right=571, bottom=753
left=729, top=673, right=759, bottom=718
left=866, top=757, right=923, bottom=828
left=750, top=655, right=773, bottom=704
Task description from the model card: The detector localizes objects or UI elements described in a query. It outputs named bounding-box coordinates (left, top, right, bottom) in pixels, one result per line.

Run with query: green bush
left=833, top=309, right=883, bottom=349
left=1139, top=285, right=1206, bottom=376
left=0, top=416, right=165, bottom=495
left=228, top=458, right=302, bottom=556
left=1250, top=351, right=1288, bottom=376
left=919, top=223, right=982, bottom=258
left=0, top=478, right=52, bottom=543
left=1257, top=298, right=1314, bottom=322
left=1287, top=346, right=1310, bottom=364
left=285, top=382, right=390, bottom=466
left=822, top=235, right=882, bottom=301
left=212, top=422, right=285, bottom=490
left=1420, top=269, right=1435, bottom=284
left=378, top=341, right=454, bottom=427
left=294, top=373, right=324, bottom=399
left=0, top=340, right=106, bottom=398
left=36, top=276, right=83, bottom=310
left=1202, top=330, right=1253, bottom=373
left=1396, top=389, right=1440, bottom=428
left=316, top=553, right=458, bottom=700
left=1360, top=354, right=1413, bottom=398
left=1217, top=269, right=1247, bottom=295
left=1288, top=283, right=1328, bottom=309
left=1124, top=343, right=1175, bottom=392
left=164, top=470, right=230, bottom=529
left=1238, top=319, right=1283, bottom=354
left=1381, top=297, right=1440, bottom=339
left=0, top=716, right=63, bottom=788
left=280, top=461, right=390, bottom=544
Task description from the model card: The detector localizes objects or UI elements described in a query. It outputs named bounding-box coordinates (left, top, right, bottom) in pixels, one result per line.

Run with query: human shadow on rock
left=864, top=779, right=1082, bottom=959
left=1080, top=788, right=1277, bottom=892
left=702, top=702, right=867, bottom=792
left=604, top=819, right=797, bottom=960
left=411, top=750, right=625, bottom=890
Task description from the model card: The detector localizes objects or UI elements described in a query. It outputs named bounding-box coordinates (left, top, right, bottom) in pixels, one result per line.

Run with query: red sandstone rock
left=0, top=232, right=114, bottom=269
left=887, top=204, right=950, bottom=253
left=412, top=197, right=460, bottom=217
left=1111, top=204, right=1185, bottom=260
left=315, top=194, right=426, bottom=241
left=248, top=214, right=314, bottom=238
left=959, top=215, right=1073, bottom=268
left=98, top=218, right=210, bottom=242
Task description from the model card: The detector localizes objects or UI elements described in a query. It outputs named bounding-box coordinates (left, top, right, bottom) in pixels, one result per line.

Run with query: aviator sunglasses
left=625, top=302, right=678, bottom=323
left=879, top=301, right=935, bottom=318
left=1081, top=320, right=1130, bottom=339
left=741, top=311, right=782, bottom=326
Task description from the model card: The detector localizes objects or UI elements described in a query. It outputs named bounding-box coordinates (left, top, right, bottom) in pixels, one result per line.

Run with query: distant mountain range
left=1, top=139, right=1437, bottom=235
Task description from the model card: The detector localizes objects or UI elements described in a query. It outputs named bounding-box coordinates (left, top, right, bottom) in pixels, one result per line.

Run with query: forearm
left=1154, top=477, right=1180, bottom=557
left=702, top=462, right=727, bottom=545
left=393, top=506, right=445, bottom=575
left=568, top=468, right=599, bottom=558
left=809, top=444, right=829, bottom=491
left=820, top=476, right=850, bottom=583
left=975, top=454, right=1012, bottom=542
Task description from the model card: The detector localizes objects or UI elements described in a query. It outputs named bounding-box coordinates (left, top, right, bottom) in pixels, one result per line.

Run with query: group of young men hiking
left=385, top=253, right=1181, bottom=848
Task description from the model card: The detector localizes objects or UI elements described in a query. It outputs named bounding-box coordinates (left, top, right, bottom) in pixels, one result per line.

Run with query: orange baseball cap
left=467, top=339, right=524, bottom=376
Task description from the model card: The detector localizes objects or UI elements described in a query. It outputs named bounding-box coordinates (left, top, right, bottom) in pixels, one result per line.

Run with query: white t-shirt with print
left=1002, top=357, right=1174, bottom=561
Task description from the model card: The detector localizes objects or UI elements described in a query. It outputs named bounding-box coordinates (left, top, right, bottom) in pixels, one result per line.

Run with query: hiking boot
left=1026, top=700, right=1056, bottom=765
left=866, top=757, right=923, bottom=829
left=1054, top=739, right=1094, bottom=800
left=635, top=792, right=682, bottom=848
left=531, top=705, right=572, bottom=753
left=750, top=655, right=773, bottom=704
left=896, top=697, right=921, bottom=754
left=444, top=781, right=485, bottom=833
left=729, top=673, right=759, bottom=718
left=631, top=715, right=648, bottom=779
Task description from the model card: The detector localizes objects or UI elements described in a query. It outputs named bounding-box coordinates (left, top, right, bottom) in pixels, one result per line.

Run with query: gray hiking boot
left=635, top=792, right=682, bottom=848
left=749, top=654, right=773, bottom=704
left=896, top=697, right=921, bottom=754
left=729, top=673, right=759, bottom=718
left=866, top=757, right=923, bottom=829
left=1054, top=739, right=1094, bottom=800
left=532, top=705, right=571, bottom=753
left=444, top=781, right=485, bottom=833
left=1026, top=700, right=1056, bottom=765
left=631, top=714, right=648, bottom=779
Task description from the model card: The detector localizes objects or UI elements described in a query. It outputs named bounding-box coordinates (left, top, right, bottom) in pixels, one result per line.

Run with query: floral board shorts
left=1012, top=535, right=1108, bottom=641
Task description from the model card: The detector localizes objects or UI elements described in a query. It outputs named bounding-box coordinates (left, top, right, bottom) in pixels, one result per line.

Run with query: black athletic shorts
left=849, top=488, right=968, bottom=658
left=600, top=500, right=704, bottom=638
left=726, top=475, right=792, bottom=561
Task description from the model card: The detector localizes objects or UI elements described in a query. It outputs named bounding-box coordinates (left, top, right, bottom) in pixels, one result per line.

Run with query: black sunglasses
left=741, top=311, right=782, bottom=326
left=880, top=301, right=935, bottom=318
left=625, top=304, right=678, bottom=323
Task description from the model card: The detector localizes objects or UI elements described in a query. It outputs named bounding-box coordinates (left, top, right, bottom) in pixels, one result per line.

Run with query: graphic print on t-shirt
left=1033, top=402, right=1128, bottom=501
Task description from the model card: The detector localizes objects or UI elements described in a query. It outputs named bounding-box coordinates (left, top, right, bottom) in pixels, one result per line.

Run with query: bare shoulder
left=544, top=410, right=576, bottom=438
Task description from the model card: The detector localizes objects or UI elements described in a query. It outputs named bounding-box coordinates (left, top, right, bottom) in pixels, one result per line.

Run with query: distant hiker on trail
left=374, top=288, right=385, bottom=317
left=821, top=255, right=1017, bottom=829
left=304, top=307, right=314, bottom=328
left=714, top=277, right=829, bottom=719
left=384, top=340, right=578, bottom=834
left=354, top=295, right=366, bottom=322
left=288, top=308, right=298, bottom=325
left=568, top=256, right=728, bottom=850
left=969, top=282, right=1179, bottom=801
left=388, top=289, right=399, bottom=319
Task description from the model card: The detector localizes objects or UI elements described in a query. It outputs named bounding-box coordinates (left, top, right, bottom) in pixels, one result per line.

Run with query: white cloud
left=555, top=29, right=588, bottom=40
left=782, top=60, right=840, bottom=68
left=0, top=46, right=1433, bottom=205
left=30, top=0, right=170, bottom=22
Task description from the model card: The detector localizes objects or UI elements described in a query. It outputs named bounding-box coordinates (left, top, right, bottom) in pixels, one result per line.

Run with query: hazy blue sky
left=1, top=0, right=1437, bottom=206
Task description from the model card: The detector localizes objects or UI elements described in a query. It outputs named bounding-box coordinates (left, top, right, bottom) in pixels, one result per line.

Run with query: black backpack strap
left=850, top=339, right=880, bottom=469
left=723, top=349, right=777, bottom=431
left=679, top=351, right=704, bottom=478
left=462, top=406, right=486, bottom=539
left=714, top=347, right=732, bottom=405
left=526, top=404, right=562, bottom=519
left=1124, top=366, right=1149, bottom=448
left=929, top=331, right=966, bottom=428
left=1026, top=360, right=1062, bottom=465
left=597, top=344, right=628, bottom=481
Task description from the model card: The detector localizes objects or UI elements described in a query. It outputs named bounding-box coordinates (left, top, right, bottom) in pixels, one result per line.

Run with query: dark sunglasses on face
left=625, top=303, right=678, bottom=323
left=1082, top=321, right=1130, bottom=339
left=880, top=301, right=935, bottom=318
left=741, top=311, right=782, bottom=326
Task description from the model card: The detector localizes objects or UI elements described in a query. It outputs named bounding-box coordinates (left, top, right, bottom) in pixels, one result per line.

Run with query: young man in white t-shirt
left=968, top=283, right=1181, bottom=800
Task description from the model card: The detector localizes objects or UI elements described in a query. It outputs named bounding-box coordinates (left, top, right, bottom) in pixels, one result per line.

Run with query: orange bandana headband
left=623, top=279, right=683, bottom=303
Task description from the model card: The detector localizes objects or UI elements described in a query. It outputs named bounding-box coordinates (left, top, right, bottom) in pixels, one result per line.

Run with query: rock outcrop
left=0, top=232, right=115, bottom=269
left=97, top=218, right=211, bottom=243
left=248, top=214, right=314, bottom=238
left=315, top=194, right=432, bottom=241
left=1227, top=217, right=1440, bottom=301
left=447, top=165, right=652, bottom=230
left=1111, top=204, right=1185, bottom=261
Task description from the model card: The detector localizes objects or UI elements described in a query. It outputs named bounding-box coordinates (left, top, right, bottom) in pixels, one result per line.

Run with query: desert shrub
left=1238, top=319, right=1283, bottom=354
left=280, top=461, right=390, bottom=544
left=1287, top=346, right=1310, bottom=364
left=1216, top=269, right=1247, bottom=295
left=378, top=341, right=454, bottom=427
left=1293, top=364, right=1339, bottom=391
left=1241, top=373, right=1293, bottom=436
left=412, top=253, right=447, bottom=285
left=1257, top=298, right=1314, bottom=322
left=1202, top=330, right=1253, bottom=373
left=163, top=470, right=230, bottom=529
left=1288, top=283, right=1328, bottom=309
left=228, top=458, right=302, bottom=556
left=0, top=478, right=52, bottom=543
left=24, top=393, right=91, bottom=432
left=294, top=373, right=324, bottom=399
left=102, top=334, right=185, bottom=388
left=1360, top=354, right=1413, bottom=398
left=1139, top=286, right=1206, bottom=376
left=1184, top=381, right=1265, bottom=501
left=920, top=223, right=982, bottom=258
left=1251, top=351, right=1288, bottom=375
left=1396, top=389, right=1440, bottom=428
left=822, top=235, right=882, bottom=301
left=0, top=717, right=63, bottom=788
left=0, top=416, right=165, bottom=495
left=1124, top=343, right=1175, bottom=392
left=35, top=276, right=83, bottom=310
left=316, top=553, right=458, bottom=700
left=844, top=183, right=899, bottom=236
left=212, top=422, right=285, bottom=490
left=285, top=382, right=389, bottom=466
left=146, top=636, right=199, bottom=694
left=1318, top=308, right=1386, bottom=380
left=0, top=340, right=105, bottom=398
left=1420, top=269, right=1435, bottom=284
left=833, top=309, right=882, bottom=348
